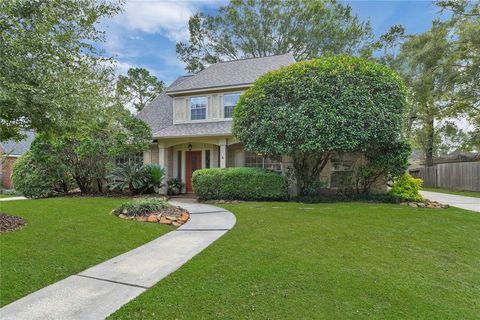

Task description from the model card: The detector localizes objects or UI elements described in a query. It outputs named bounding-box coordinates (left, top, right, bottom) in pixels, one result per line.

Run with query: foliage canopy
left=233, top=55, right=409, bottom=195
left=0, top=0, right=122, bottom=141
left=116, top=67, right=165, bottom=112
left=177, top=0, right=372, bottom=73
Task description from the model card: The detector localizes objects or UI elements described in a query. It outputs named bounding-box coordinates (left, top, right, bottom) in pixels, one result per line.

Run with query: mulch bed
left=0, top=213, right=26, bottom=233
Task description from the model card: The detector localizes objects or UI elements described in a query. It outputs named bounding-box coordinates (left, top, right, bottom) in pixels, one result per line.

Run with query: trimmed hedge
left=294, top=193, right=403, bottom=204
left=192, top=167, right=288, bottom=201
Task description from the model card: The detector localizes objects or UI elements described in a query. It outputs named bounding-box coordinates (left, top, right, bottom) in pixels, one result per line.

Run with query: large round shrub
left=11, top=134, right=74, bottom=198
left=233, top=55, right=408, bottom=195
left=192, top=167, right=288, bottom=201
left=11, top=152, right=58, bottom=198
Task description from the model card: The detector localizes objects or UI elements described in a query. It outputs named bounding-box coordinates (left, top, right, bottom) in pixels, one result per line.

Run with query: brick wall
left=1, top=157, right=17, bottom=189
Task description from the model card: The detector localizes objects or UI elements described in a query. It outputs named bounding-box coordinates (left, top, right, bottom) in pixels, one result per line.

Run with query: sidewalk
left=0, top=202, right=235, bottom=320
left=0, top=196, right=27, bottom=202
left=420, top=190, right=480, bottom=212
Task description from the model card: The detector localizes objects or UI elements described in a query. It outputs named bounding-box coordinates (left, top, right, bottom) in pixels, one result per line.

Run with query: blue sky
left=100, top=0, right=443, bottom=86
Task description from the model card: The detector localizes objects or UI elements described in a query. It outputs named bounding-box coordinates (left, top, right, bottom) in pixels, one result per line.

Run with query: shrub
left=11, top=151, right=72, bottom=198
left=0, top=189, right=19, bottom=195
left=111, top=198, right=170, bottom=217
left=354, top=142, right=411, bottom=194
left=389, top=173, right=423, bottom=202
left=192, top=167, right=288, bottom=201
left=294, top=193, right=403, bottom=204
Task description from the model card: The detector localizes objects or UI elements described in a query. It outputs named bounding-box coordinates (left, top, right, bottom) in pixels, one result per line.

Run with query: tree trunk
left=96, top=178, right=103, bottom=193
left=425, top=116, right=435, bottom=166
left=75, top=176, right=89, bottom=193
left=293, top=152, right=330, bottom=196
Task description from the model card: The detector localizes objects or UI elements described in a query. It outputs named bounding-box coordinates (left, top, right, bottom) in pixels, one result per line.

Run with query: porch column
left=143, top=148, right=151, bottom=164
left=158, top=143, right=165, bottom=167
left=219, top=140, right=227, bottom=168
left=158, top=142, right=168, bottom=194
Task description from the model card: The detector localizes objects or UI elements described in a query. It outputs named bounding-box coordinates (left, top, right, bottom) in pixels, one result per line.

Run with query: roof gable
left=166, top=53, right=295, bottom=93
left=136, top=92, right=173, bottom=135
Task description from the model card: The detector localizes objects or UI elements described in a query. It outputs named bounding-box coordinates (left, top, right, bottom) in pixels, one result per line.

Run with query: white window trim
left=223, top=92, right=241, bottom=119
left=189, top=96, right=208, bottom=121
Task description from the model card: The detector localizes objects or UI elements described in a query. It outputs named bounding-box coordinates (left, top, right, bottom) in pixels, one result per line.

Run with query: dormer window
left=224, top=93, right=240, bottom=118
left=190, top=97, right=207, bottom=120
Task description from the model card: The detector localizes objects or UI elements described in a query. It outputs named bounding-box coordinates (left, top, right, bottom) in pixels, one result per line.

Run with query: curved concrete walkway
left=420, top=190, right=480, bottom=212
left=0, top=196, right=27, bottom=201
left=0, top=201, right=235, bottom=320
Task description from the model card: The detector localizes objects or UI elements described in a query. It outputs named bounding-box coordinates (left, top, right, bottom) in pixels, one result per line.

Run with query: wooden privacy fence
left=409, top=161, right=480, bottom=191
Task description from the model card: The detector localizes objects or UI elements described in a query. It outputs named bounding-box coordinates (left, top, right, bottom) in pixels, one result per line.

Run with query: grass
left=110, top=202, right=480, bottom=319
left=0, top=195, right=17, bottom=198
left=0, top=197, right=172, bottom=306
left=422, top=187, right=480, bottom=198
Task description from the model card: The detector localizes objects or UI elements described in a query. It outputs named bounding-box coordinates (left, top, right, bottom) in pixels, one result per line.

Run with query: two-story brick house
left=138, top=54, right=377, bottom=194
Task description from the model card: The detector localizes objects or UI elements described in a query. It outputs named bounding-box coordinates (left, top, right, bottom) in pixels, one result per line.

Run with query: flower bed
left=0, top=213, right=27, bottom=233
left=111, top=198, right=189, bottom=226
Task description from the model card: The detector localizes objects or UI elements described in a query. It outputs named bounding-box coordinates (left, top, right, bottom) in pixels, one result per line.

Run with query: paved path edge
left=420, top=190, right=480, bottom=212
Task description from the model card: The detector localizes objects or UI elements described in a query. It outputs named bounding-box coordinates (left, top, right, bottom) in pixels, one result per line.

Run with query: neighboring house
left=138, top=54, right=384, bottom=194
left=409, top=149, right=480, bottom=169
left=0, top=131, right=35, bottom=189
left=436, top=150, right=480, bottom=164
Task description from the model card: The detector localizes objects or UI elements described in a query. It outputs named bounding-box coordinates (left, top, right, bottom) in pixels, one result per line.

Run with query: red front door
left=185, top=151, right=202, bottom=193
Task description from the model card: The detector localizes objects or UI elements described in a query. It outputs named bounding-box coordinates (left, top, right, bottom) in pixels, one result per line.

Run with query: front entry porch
left=143, top=136, right=244, bottom=194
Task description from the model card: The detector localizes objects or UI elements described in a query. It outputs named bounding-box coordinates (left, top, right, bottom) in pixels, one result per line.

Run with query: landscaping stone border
left=117, top=207, right=190, bottom=227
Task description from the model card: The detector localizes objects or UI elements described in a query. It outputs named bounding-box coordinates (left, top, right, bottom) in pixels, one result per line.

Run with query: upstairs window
left=224, top=93, right=240, bottom=118
left=190, top=97, right=207, bottom=120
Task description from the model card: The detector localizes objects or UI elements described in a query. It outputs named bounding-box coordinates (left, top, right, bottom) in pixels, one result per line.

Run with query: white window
left=190, top=97, right=207, bottom=120
left=330, top=153, right=356, bottom=188
left=245, top=151, right=282, bottom=172
left=224, top=93, right=240, bottom=118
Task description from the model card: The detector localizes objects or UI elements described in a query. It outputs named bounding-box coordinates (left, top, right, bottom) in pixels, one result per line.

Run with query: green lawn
left=0, top=197, right=172, bottom=306
left=422, top=187, right=480, bottom=198
left=111, top=202, right=480, bottom=319
left=0, top=195, right=17, bottom=198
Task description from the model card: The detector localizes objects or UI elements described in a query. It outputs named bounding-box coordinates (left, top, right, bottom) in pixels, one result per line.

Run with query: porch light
left=188, top=143, right=192, bottom=151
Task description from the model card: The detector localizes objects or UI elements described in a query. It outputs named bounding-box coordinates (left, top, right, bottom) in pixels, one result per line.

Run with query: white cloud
left=113, top=60, right=135, bottom=76
left=116, top=1, right=196, bottom=42
left=97, top=1, right=225, bottom=88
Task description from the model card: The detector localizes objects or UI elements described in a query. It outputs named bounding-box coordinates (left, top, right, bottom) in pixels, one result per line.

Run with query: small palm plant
left=107, top=161, right=147, bottom=194
left=107, top=162, right=166, bottom=194
left=143, top=164, right=166, bottom=194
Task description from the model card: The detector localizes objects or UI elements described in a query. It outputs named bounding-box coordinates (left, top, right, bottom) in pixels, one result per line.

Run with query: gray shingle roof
left=154, top=121, right=232, bottom=138
left=1, top=131, right=35, bottom=156
left=140, top=54, right=295, bottom=139
left=166, top=53, right=295, bottom=93
left=136, top=92, right=173, bottom=135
